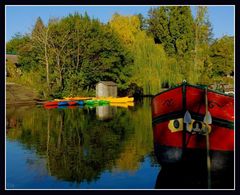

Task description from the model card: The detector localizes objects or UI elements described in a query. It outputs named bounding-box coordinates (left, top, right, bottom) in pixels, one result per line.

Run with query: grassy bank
left=6, top=83, right=39, bottom=105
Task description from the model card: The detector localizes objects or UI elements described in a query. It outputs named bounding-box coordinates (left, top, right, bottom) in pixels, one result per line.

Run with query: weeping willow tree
left=147, top=6, right=202, bottom=86
left=131, top=31, right=182, bottom=95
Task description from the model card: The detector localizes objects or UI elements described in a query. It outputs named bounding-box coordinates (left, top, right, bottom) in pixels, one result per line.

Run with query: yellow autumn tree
left=109, top=13, right=141, bottom=49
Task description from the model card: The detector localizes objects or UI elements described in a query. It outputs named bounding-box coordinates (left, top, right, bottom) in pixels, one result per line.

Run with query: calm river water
left=6, top=98, right=234, bottom=189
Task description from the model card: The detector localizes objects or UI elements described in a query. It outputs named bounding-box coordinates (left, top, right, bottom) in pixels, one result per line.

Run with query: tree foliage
left=7, top=13, right=132, bottom=98
left=6, top=33, right=29, bottom=54
left=6, top=7, right=234, bottom=97
left=210, top=36, right=234, bottom=78
left=147, top=6, right=195, bottom=56
left=109, top=13, right=141, bottom=49
left=131, top=31, right=171, bottom=94
left=193, top=6, right=213, bottom=84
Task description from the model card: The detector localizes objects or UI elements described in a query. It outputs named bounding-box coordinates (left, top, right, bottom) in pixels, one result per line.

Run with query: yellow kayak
left=92, top=96, right=134, bottom=103
left=63, top=97, right=92, bottom=101
left=54, top=99, right=66, bottom=102
left=110, top=102, right=134, bottom=108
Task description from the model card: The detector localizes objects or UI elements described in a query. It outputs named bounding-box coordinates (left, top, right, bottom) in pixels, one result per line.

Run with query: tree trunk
left=56, top=55, right=63, bottom=90
left=45, top=44, right=49, bottom=90
left=44, top=29, right=50, bottom=92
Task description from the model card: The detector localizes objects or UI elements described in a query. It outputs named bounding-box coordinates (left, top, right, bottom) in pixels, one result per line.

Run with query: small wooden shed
left=96, top=81, right=117, bottom=97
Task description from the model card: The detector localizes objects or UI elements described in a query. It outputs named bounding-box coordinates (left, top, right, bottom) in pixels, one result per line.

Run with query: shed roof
left=97, top=81, right=117, bottom=86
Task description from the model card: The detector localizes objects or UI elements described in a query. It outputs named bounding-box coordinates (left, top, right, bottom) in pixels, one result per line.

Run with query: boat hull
left=152, top=83, right=234, bottom=152
left=153, top=121, right=233, bottom=151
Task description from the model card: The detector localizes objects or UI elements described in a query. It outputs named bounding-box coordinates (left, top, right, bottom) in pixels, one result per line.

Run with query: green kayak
left=85, top=100, right=109, bottom=105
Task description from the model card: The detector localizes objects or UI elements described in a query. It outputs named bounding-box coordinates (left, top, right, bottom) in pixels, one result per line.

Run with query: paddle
left=204, top=87, right=212, bottom=189
left=184, top=110, right=192, bottom=132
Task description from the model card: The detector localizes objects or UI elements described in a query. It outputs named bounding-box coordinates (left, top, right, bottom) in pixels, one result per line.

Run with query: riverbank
left=6, top=83, right=39, bottom=105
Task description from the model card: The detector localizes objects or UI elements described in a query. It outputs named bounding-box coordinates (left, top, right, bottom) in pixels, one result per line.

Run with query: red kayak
left=44, top=105, right=58, bottom=109
left=68, top=101, right=77, bottom=106
left=44, top=101, right=59, bottom=107
left=152, top=81, right=234, bottom=152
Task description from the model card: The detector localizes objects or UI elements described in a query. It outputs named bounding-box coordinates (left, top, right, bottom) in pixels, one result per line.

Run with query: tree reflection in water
left=6, top=98, right=157, bottom=184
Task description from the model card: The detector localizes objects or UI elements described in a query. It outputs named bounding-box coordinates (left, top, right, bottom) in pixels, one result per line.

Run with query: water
left=6, top=98, right=234, bottom=189
left=6, top=99, right=160, bottom=189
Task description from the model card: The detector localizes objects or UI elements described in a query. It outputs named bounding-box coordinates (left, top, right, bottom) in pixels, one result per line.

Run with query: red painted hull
left=152, top=83, right=234, bottom=152
left=153, top=122, right=233, bottom=151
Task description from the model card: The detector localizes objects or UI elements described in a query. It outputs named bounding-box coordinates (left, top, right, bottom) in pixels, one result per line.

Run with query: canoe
left=93, top=96, right=134, bottom=103
left=54, top=99, right=66, bottom=102
left=64, top=97, right=92, bottom=101
left=85, top=100, right=97, bottom=105
left=44, top=101, right=59, bottom=107
left=110, top=102, right=134, bottom=108
left=85, top=99, right=109, bottom=105
left=58, top=101, right=69, bottom=106
left=109, top=97, right=134, bottom=103
left=151, top=81, right=234, bottom=155
left=44, top=105, right=58, bottom=109
left=76, top=100, right=85, bottom=105
left=98, top=100, right=110, bottom=105
left=68, top=101, right=77, bottom=106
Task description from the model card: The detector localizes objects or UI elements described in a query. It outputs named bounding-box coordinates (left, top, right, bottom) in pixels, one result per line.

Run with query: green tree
left=136, top=13, right=147, bottom=30
left=147, top=7, right=172, bottom=54
left=6, top=33, right=29, bottom=54
left=11, top=13, right=133, bottom=97
left=209, top=36, right=234, bottom=79
left=193, top=6, right=213, bottom=84
left=31, top=17, right=51, bottom=93
left=47, top=18, right=72, bottom=92
left=109, top=13, right=141, bottom=50
left=169, top=6, right=195, bottom=56
left=147, top=6, right=195, bottom=56
left=131, top=31, right=174, bottom=95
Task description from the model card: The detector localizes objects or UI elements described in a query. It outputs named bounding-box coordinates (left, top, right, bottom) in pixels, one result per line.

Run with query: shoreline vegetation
left=6, top=83, right=40, bottom=105
left=6, top=6, right=234, bottom=101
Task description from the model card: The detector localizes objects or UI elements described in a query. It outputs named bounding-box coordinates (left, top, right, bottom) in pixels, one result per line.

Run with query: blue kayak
left=58, top=101, right=69, bottom=106
left=76, top=100, right=85, bottom=105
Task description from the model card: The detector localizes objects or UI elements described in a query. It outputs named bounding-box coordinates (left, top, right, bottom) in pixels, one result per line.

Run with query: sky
left=5, top=5, right=235, bottom=42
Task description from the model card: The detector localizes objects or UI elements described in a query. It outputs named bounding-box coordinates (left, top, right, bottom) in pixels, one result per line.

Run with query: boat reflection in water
left=154, top=145, right=234, bottom=189
left=151, top=81, right=234, bottom=189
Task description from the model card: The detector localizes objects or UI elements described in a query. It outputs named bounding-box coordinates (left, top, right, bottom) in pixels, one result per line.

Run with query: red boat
left=152, top=81, right=234, bottom=161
